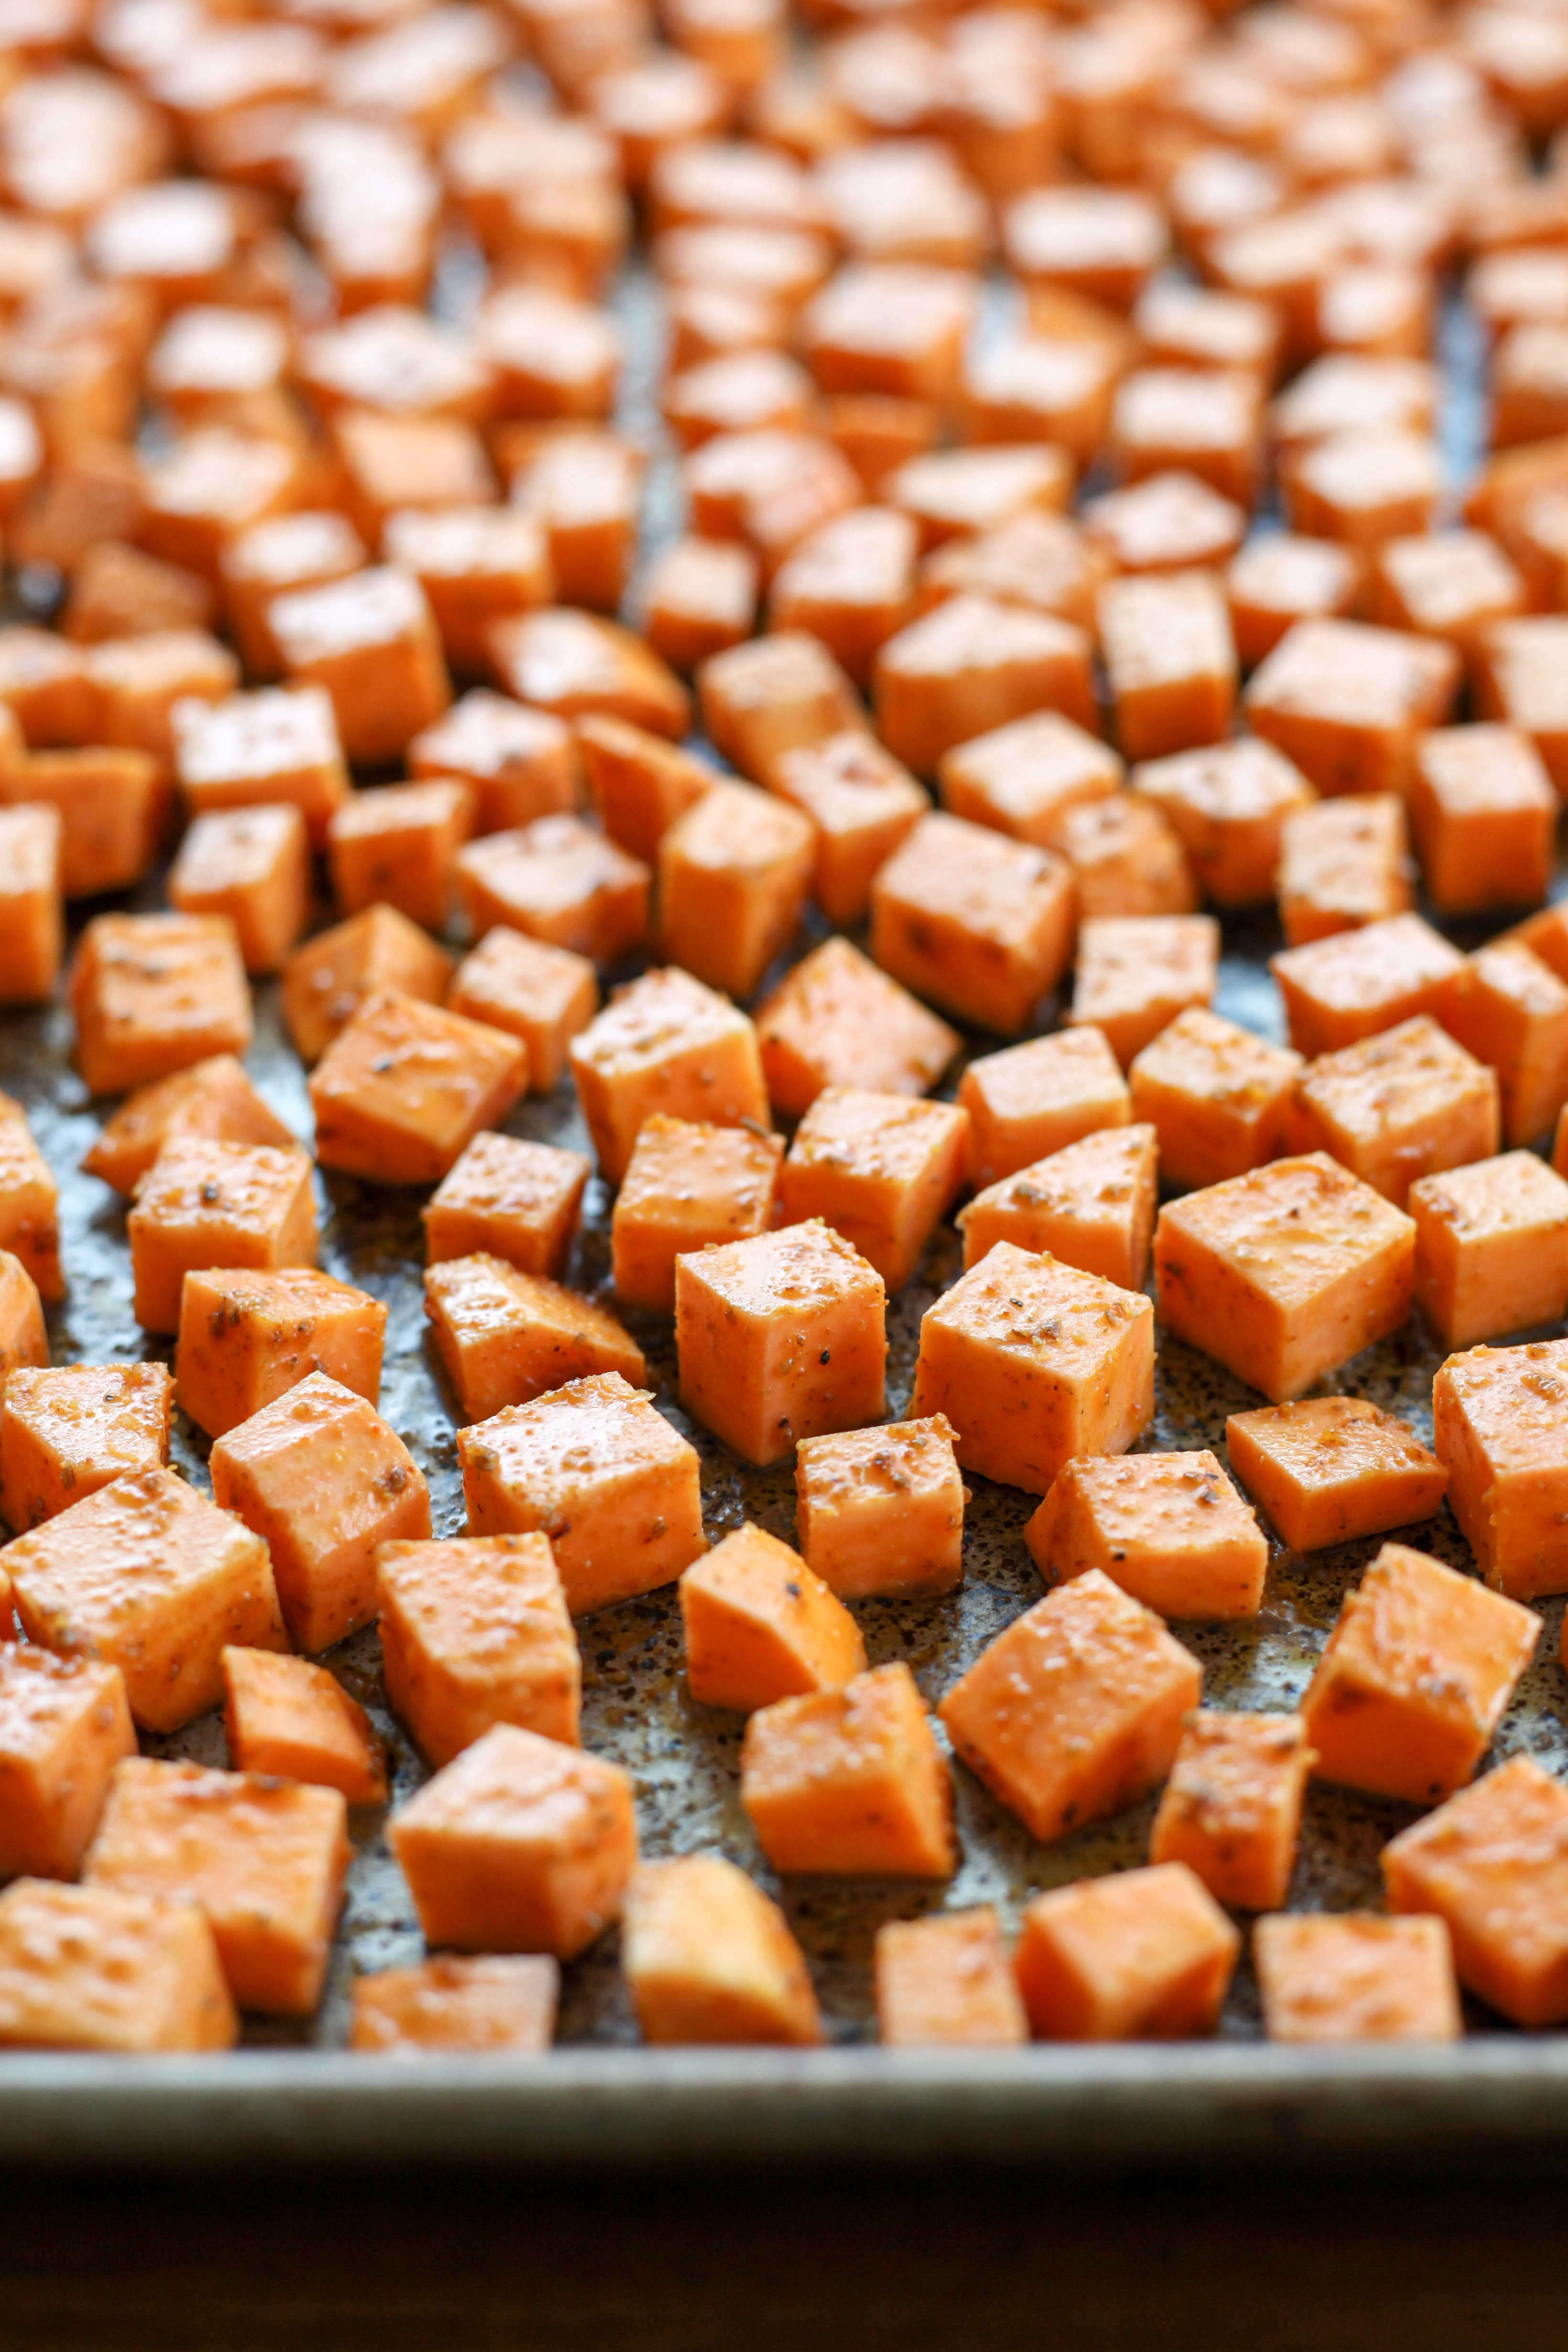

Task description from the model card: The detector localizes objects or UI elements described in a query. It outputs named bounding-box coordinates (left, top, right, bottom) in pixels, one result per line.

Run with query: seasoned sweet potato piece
left=382, top=507, right=552, bottom=678
left=794, top=1416, right=963, bottom=1603
left=284, top=906, right=453, bottom=1072
left=488, top=608, right=689, bottom=741
left=871, top=811, right=1074, bottom=1037
left=612, top=1116, right=780, bottom=1313
left=1081, top=470, right=1247, bottom=577
left=1132, top=739, right=1315, bottom=909
left=1433, top=1337, right=1568, bottom=1599
left=1068, top=914, right=1220, bottom=1069
left=741, top=1661, right=953, bottom=1877
left=939, top=710, right=1119, bottom=853
left=768, top=503, right=917, bottom=688
left=1382, top=1754, right=1568, bottom=2026
left=309, top=991, right=527, bottom=1188
left=1254, top=1913, right=1460, bottom=2044
left=87, top=629, right=241, bottom=783
left=69, top=911, right=252, bottom=1100
left=1027, top=1449, right=1268, bottom=1621
left=327, top=779, right=475, bottom=935
left=1408, top=725, right=1554, bottom=918
left=1129, top=1009, right=1301, bottom=1192
left=0, top=1880, right=236, bottom=2053
left=1372, top=532, right=1527, bottom=672
left=917, top=509, right=1108, bottom=632
left=1015, top=1864, right=1238, bottom=2042
left=222, top=1647, right=385, bottom=1806
left=176, top=1266, right=385, bottom=1443
left=779, top=1087, right=966, bottom=1292
left=168, top=806, right=310, bottom=980
left=958, top=1028, right=1130, bottom=1190
left=622, top=1855, right=822, bottom=2047
left=425, top=1133, right=589, bottom=1281
left=1444, top=940, right=1568, bottom=1150
left=1226, top=532, right=1365, bottom=668
left=874, top=595, right=1094, bottom=778
left=1056, top=794, right=1197, bottom=923
left=570, top=965, right=769, bottom=1185
left=128, top=1138, right=316, bottom=1335
left=1283, top=428, right=1441, bottom=546
left=875, top=1909, right=1027, bottom=2048
left=1271, top=912, right=1467, bottom=1057
left=697, top=629, right=860, bottom=787
left=1006, top=184, right=1166, bottom=312
left=958, top=1126, right=1157, bottom=1292
left=410, top=692, right=578, bottom=835
left=680, top=1522, right=865, bottom=1712
left=1225, top=1396, right=1446, bottom=1553
left=1293, top=1016, right=1500, bottom=1209
left=1099, top=570, right=1237, bottom=763
left=888, top=444, right=1073, bottom=551
left=754, top=936, right=955, bottom=1122
left=172, top=685, right=348, bottom=851
left=0, top=804, right=61, bottom=1006
left=1277, top=792, right=1413, bottom=946
left=664, top=347, right=813, bottom=451
left=0, top=1099, right=59, bottom=1307
left=577, top=716, right=715, bottom=866
left=220, top=509, right=367, bottom=681
left=425, top=1254, right=645, bottom=1425
left=659, top=778, right=815, bottom=1001
left=1475, top=614, right=1568, bottom=796
left=1245, top=617, right=1460, bottom=797
left=270, top=567, right=451, bottom=765
left=682, top=425, right=857, bottom=577
left=801, top=260, right=975, bottom=402
left=1111, top=365, right=1263, bottom=507
left=1151, top=1713, right=1313, bottom=1913
left=0, top=1253, right=46, bottom=1394
left=1412, top=1151, right=1568, bottom=1352
left=641, top=535, right=757, bottom=671
left=447, top=929, right=597, bottom=1096
left=0, top=1364, right=170, bottom=1532
left=0, top=747, right=162, bottom=903
left=456, top=815, right=650, bottom=966
left=765, top=731, right=926, bottom=928
left=0, top=1648, right=134, bottom=1880
left=378, top=1532, right=580, bottom=1764
left=351, top=1955, right=559, bottom=2056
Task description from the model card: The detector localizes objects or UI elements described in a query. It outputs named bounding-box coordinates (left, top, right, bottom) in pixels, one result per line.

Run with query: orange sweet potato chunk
left=388, top=1721, right=638, bottom=1958
left=222, top=1647, right=386, bottom=1806
left=86, top=1756, right=350, bottom=2018
left=1411, top=1150, right=1568, bottom=1351
left=1302, top=1540, right=1538, bottom=1804
left=1433, top=1337, right=1568, bottom=1599
left=1067, top=914, right=1221, bottom=1070
left=958, top=1027, right=1130, bottom=1189
left=0, top=1648, right=135, bottom=1879
left=940, top=1570, right=1201, bottom=1843
left=622, top=1854, right=822, bottom=2047
left=424, top=1254, right=645, bottom=1425
left=1225, top=1396, right=1447, bottom=1552
left=0, top=1364, right=171, bottom=1530
left=1150, top=1712, right=1313, bottom=1913
left=1383, top=1754, right=1568, bottom=2026
left=875, top=1908, right=1028, bottom=2047
left=284, top=904, right=454, bottom=1071
left=754, top=936, right=957, bottom=1121
left=870, top=810, right=1075, bottom=1036
left=794, top=1416, right=964, bottom=1602
left=1014, top=1863, right=1239, bottom=2041
left=425, top=1132, right=590, bottom=1280
left=175, top=1267, right=385, bottom=1443
left=378, top=1532, right=581, bottom=1765
left=455, top=815, right=651, bottom=967
left=69, top=910, right=253, bottom=1099
left=1025, top=1450, right=1268, bottom=1621
left=0, top=1252, right=45, bottom=1392
left=740, top=1661, right=954, bottom=1878
left=0, top=1880, right=237, bottom=2053
left=1293, top=1015, right=1500, bottom=1209
left=1277, top=792, right=1414, bottom=947
left=658, top=777, right=815, bottom=1002
left=1271, top=911, right=1468, bottom=1058
left=612, top=1116, right=782, bottom=1313
left=680, top=1522, right=865, bottom=1713
left=579, top=713, right=716, bottom=863
left=81, top=1055, right=295, bottom=1199
left=768, top=730, right=928, bottom=928
left=1254, top=1913, right=1461, bottom=2043
left=779, top=1086, right=968, bottom=1291
left=128, top=1138, right=318, bottom=1334
left=1132, top=738, right=1315, bottom=909
left=311, top=991, right=528, bottom=1188
left=1128, top=1010, right=1302, bottom=1192
left=446, top=929, right=598, bottom=1097
left=957, top=1126, right=1158, bottom=1292
left=569, top=965, right=770, bottom=1186
left=1444, top=939, right=1568, bottom=1151
left=350, top=1955, right=560, bottom=2056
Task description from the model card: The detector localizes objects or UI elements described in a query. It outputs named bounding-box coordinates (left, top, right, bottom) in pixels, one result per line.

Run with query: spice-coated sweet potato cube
left=410, top=692, right=578, bottom=835
left=447, top=929, right=597, bottom=1096
left=511, top=434, right=645, bottom=614
left=917, top=509, right=1108, bottom=632
left=69, top=910, right=252, bottom=1100
left=382, top=506, right=552, bottom=677
left=569, top=965, right=769, bottom=1185
left=1277, top=792, right=1414, bottom=946
left=958, top=1126, right=1158, bottom=1293
left=1412, top=1151, right=1568, bottom=1352
left=1254, top=1913, right=1460, bottom=2044
left=1014, top=1863, right=1238, bottom=2042
left=1151, top=1712, right=1314, bottom=1914
left=1081, top=471, right=1247, bottom=578
left=612, top=1116, right=781, bottom=1313
left=389, top=1721, right=638, bottom=1958
left=168, top=805, right=310, bottom=979
left=1111, top=365, right=1263, bottom=507
left=794, top=1415, right=964, bottom=1603
left=378, top=1532, right=580, bottom=1765
left=222, top=1647, right=385, bottom=1806
left=1026, top=1448, right=1268, bottom=1622
left=697, top=629, right=861, bottom=787
left=1225, top=1396, right=1447, bottom=1553
left=1372, top=531, right=1527, bottom=671
left=1444, top=941, right=1568, bottom=1149
left=679, top=1522, right=865, bottom=1713
left=1293, top=1016, right=1501, bottom=1209
left=5, top=1467, right=286, bottom=1734
left=1132, top=738, right=1315, bottom=909
left=1226, top=532, right=1365, bottom=668
left=269, top=567, right=451, bottom=765
left=768, top=502, right=918, bottom=687
left=1128, top=1009, right=1301, bottom=1192
left=332, top=410, right=495, bottom=542
left=350, top=1955, right=559, bottom=2055
left=87, top=629, right=241, bottom=784
left=1005, top=184, right=1166, bottom=311
left=874, top=595, right=1095, bottom=778
left=622, top=1855, right=822, bottom=2048
left=958, top=1027, right=1130, bottom=1191
left=675, top=1221, right=887, bottom=1468
left=128, top=1138, right=316, bottom=1335
left=425, top=1254, right=645, bottom=1425
left=741, top=1661, right=953, bottom=1878
left=1302, top=1540, right=1537, bottom=1805
left=767, top=731, right=926, bottom=928
left=487, top=608, right=689, bottom=741
left=875, top=1908, right=1027, bottom=2048
left=210, top=1372, right=430, bottom=1655
left=1056, top=793, right=1197, bottom=923
left=1069, top=914, right=1221, bottom=1070
left=658, top=778, right=815, bottom=1001
left=456, top=814, right=650, bottom=966
left=327, top=780, right=475, bottom=935
left=0, top=746, right=163, bottom=903
left=457, top=1373, right=706, bottom=1616
left=578, top=715, right=715, bottom=865
left=424, top=1132, right=589, bottom=1280
left=641, top=535, right=758, bottom=671
left=0, top=1364, right=171, bottom=1532
left=1408, top=725, right=1553, bottom=918
left=86, top=1757, right=349, bottom=2018
left=309, top=991, right=527, bottom=1188
left=754, top=936, right=956, bottom=1122
left=1156, top=1153, right=1414, bottom=1404
left=885, top=443, right=1075, bottom=548
left=681, top=425, right=858, bottom=578
left=175, top=1266, right=386, bottom=1443
left=1434, top=1337, right=1568, bottom=1599
left=0, top=1880, right=236, bottom=2054
left=938, top=710, right=1120, bottom=853
left=1283, top=428, right=1441, bottom=547
left=870, top=811, right=1075, bottom=1037
left=1245, top=617, right=1460, bottom=798
left=779, top=1087, right=967, bottom=1292
left=479, top=281, right=619, bottom=417
left=0, top=803, right=61, bottom=1005
left=172, top=684, right=349, bottom=850
left=910, top=1240, right=1153, bottom=1495
left=941, top=1571, right=1200, bottom=1844
left=1099, top=571, right=1237, bottom=764
left=1271, top=912, right=1468, bottom=1059
left=800, top=260, right=975, bottom=403
left=0, top=631, right=94, bottom=748
left=283, top=906, right=453, bottom=1072
left=1383, top=1755, right=1568, bottom=2026
left=219, top=509, right=366, bottom=681
left=0, top=1100, right=59, bottom=1306
left=0, top=1253, right=45, bottom=1391
left=1475, top=614, right=1568, bottom=796
left=0, top=1647, right=134, bottom=1879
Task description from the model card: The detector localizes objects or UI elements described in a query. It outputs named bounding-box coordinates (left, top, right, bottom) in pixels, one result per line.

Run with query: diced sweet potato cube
left=794, top=1415, right=963, bottom=1603
left=1383, top=1753, right=1568, bottom=2025
left=0, top=1102, right=60, bottom=1304
left=622, top=1854, right=822, bottom=2047
left=283, top=906, right=452, bottom=1072
left=168, top=805, right=310, bottom=980
left=801, top=260, right=975, bottom=403
left=910, top=1240, right=1153, bottom=1495
left=410, top=691, right=577, bottom=835
left=1283, top=427, right=1441, bottom=546
left=172, top=684, right=348, bottom=850
left=741, top=1660, right=952, bottom=1877
left=1015, top=1863, right=1238, bottom=2041
left=1225, top=531, right=1365, bottom=668
left=1372, top=531, right=1527, bottom=672
left=874, top=595, right=1094, bottom=778
left=641, top=535, right=758, bottom=671
left=1099, top=571, right=1237, bottom=763
left=381, top=506, right=551, bottom=678
left=86, top=1756, right=348, bottom=2017
left=0, top=1880, right=236, bottom=2053
left=1434, top=1336, right=1568, bottom=1599
left=577, top=715, right=715, bottom=866
left=1128, top=1009, right=1301, bottom=1192
left=697, top=629, right=860, bottom=786
left=270, top=567, right=451, bottom=766
left=326, top=779, right=474, bottom=935
left=1225, top=1395, right=1446, bottom=1553
left=918, top=509, right=1108, bottom=632
left=1110, top=365, right=1263, bottom=508
left=1412, top=1150, right=1568, bottom=1352
left=875, top=1908, right=1027, bottom=2047
left=779, top=1087, right=966, bottom=1292
left=425, top=1254, right=645, bottom=1425
left=128, top=1138, right=316, bottom=1335
left=767, top=730, right=926, bottom=927
left=658, top=778, right=815, bottom=1001
left=871, top=810, right=1075, bottom=1037
left=87, top=629, right=241, bottom=784
left=888, top=443, right=1074, bottom=550
left=0, top=1648, right=134, bottom=1879
left=222, top=1647, right=385, bottom=1806
left=220, top=509, right=366, bottom=681
left=941, top=1570, right=1200, bottom=1842
left=612, top=1116, right=781, bottom=1313
left=1475, top=614, right=1568, bottom=796
left=1151, top=1712, right=1313, bottom=1913
left=1293, top=1015, right=1500, bottom=1208
left=682, top=425, right=858, bottom=579
left=767, top=503, right=917, bottom=688
left=1271, top=912, right=1468, bottom=1058
left=1246, top=617, right=1460, bottom=797
left=1057, top=793, right=1198, bottom=923
left=1277, top=791, right=1413, bottom=946
left=457, top=1372, right=706, bottom=1616
left=5, top=1466, right=286, bottom=1734
left=0, top=1252, right=46, bottom=1393
left=1069, top=913, right=1221, bottom=1069
left=350, top=1955, right=559, bottom=2055
left=1026, top=1449, right=1268, bottom=1621
left=175, top=1266, right=385, bottom=1444
left=0, top=803, right=61, bottom=1004
left=424, top=1132, right=589, bottom=1280
left=309, top=990, right=527, bottom=1188
left=680, top=1521, right=865, bottom=1712
left=569, top=965, right=769, bottom=1185
left=958, top=1027, right=1129, bottom=1190
left=754, top=935, right=955, bottom=1121
left=958, top=1126, right=1158, bottom=1293
left=69, top=910, right=252, bottom=1100
left=511, top=433, right=645, bottom=614
left=378, top=1531, right=580, bottom=1764
left=1408, top=724, right=1554, bottom=919
left=447, top=928, right=597, bottom=1096
left=1132, top=739, right=1316, bottom=909
left=1302, top=1539, right=1537, bottom=1804
left=1444, top=940, right=1568, bottom=1149
left=456, top=814, right=650, bottom=966
left=1005, top=183, right=1165, bottom=309
left=1155, top=1152, right=1414, bottom=1401
left=939, top=709, right=1120, bottom=853
left=389, top=1721, right=637, bottom=1957
left=0, top=746, right=163, bottom=903
left=1081, top=471, right=1247, bottom=577
left=0, top=1364, right=170, bottom=1532
left=1254, top=1913, right=1460, bottom=2044
left=488, top=607, right=689, bottom=741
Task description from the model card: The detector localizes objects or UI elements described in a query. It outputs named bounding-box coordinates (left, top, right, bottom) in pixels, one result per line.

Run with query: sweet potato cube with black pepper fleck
left=270, top=567, right=452, bottom=766
left=1151, top=1713, right=1314, bottom=1913
left=569, top=965, right=770, bottom=1186
left=424, top=1254, right=645, bottom=1425
left=1056, top=794, right=1197, bottom=923
left=741, top=1662, right=954, bottom=1878
left=349, top=1955, right=559, bottom=2055
left=779, top=1087, right=968, bottom=1292
left=875, top=1908, right=1027, bottom=2048
left=487, top=609, right=689, bottom=741
left=958, top=1028, right=1129, bottom=1191
left=447, top=929, right=597, bottom=1097
left=1433, top=1336, right=1568, bottom=1599
left=457, top=1372, right=706, bottom=1617
left=659, top=779, right=816, bottom=1001
left=870, top=811, right=1075, bottom=1036
left=958, top=1126, right=1158, bottom=1292
left=1408, top=725, right=1554, bottom=917
left=1245, top=618, right=1460, bottom=798
left=1099, top=571, right=1237, bottom=764
left=1254, top=1913, right=1460, bottom=2044
left=642, top=535, right=758, bottom=672
left=424, top=1133, right=589, bottom=1281
left=1382, top=1755, right=1568, bottom=2027
left=327, top=779, right=475, bottom=935
left=1128, top=1009, right=1300, bottom=1192
left=1025, top=1449, right=1268, bottom=1621
left=175, top=1267, right=386, bottom=1443
left=222, top=1647, right=386, bottom=1807
left=1271, top=912, right=1468, bottom=1058
left=1132, top=738, right=1316, bottom=909
left=284, top=906, right=454, bottom=1072
left=1444, top=941, right=1568, bottom=1149
left=1224, top=1396, right=1447, bottom=1553
left=578, top=715, right=717, bottom=865
left=1411, top=1150, right=1568, bottom=1352
left=171, top=684, right=349, bottom=849
left=128, top=1138, right=317, bottom=1335
left=1014, top=1862, right=1238, bottom=2040
left=0, top=1254, right=46, bottom=1393
left=874, top=595, right=1095, bottom=778
left=768, top=732, right=927, bottom=929
left=69, top=911, right=252, bottom=1101
left=754, top=937, right=956, bottom=1122
left=938, top=709, right=1121, bottom=852
left=410, top=692, right=578, bottom=835
left=309, top=990, right=527, bottom=1188
left=0, top=1647, right=135, bottom=1880
left=0, top=1364, right=171, bottom=1532
left=378, top=1533, right=581, bottom=1764
left=0, top=1880, right=236, bottom=2053
left=696, top=630, right=862, bottom=787
left=456, top=815, right=651, bottom=966
left=1225, top=533, right=1365, bottom=669
left=168, top=805, right=311, bottom=979
left=1293, top=1016, right=1500, bottom=1208
left=794, top=1415, right=964, bottom=1603
left=612, top=1116, right=782, bottom=1314
left=1276, top=792, right=1413, bottom=946
left=621, top=1853, right=824, bottom=2049
left=679, top=1522, right=865, bottom=1714
left=1069, top=915, right=1220, bottom=1070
